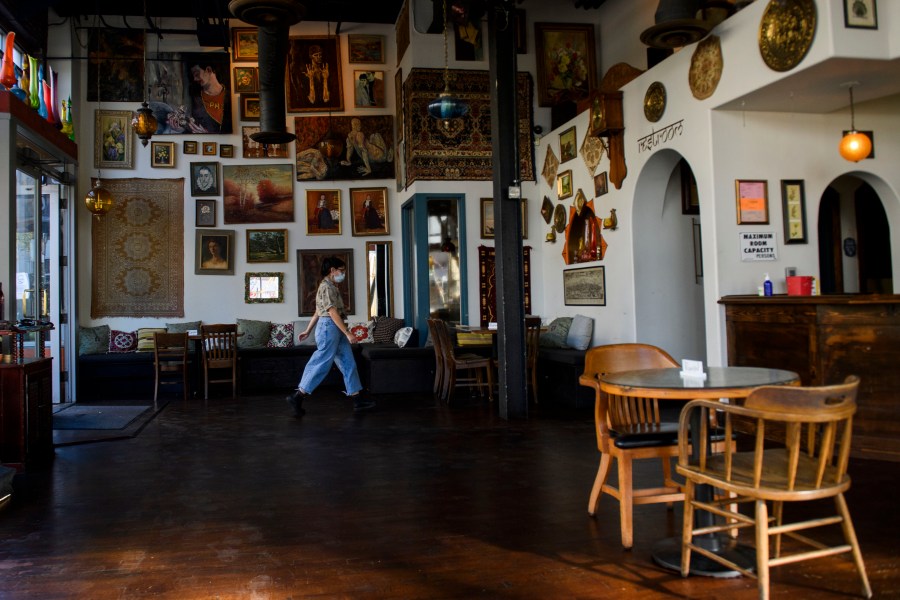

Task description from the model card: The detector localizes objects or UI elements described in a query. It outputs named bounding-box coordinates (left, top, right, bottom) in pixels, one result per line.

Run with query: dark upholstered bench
left=238, top=345, right=364, bottom=392
left=78, top=352, right=156, bottom=401
left=536, top=347, right=593, bottom=408
left=360, top=344, right=436, bottom=396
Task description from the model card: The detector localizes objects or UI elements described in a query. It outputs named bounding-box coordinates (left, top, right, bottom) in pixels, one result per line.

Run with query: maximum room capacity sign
left=740, top=231, right=777, bottom=261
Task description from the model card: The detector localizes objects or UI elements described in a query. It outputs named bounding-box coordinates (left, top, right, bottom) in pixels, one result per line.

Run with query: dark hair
left=320, top=256, right=346, bottom=277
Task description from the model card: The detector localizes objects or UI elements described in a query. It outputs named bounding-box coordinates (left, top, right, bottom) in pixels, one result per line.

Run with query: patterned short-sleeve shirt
left=315, top=278, right=345, bottom=318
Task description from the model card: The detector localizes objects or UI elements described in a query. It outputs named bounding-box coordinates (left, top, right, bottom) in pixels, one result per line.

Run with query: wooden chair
left=578, top=343, right=682, bottom=549
left=524, top=316, right=542, bottom=403
left=200, top=324, right=238, bottom=399
left=677, top=376, right=871, bottom=599
left=426, top=319, right=445, bottom=401
left=428, top=319, right=494, bottom=403
left=153, top=332, right=190, bottom=403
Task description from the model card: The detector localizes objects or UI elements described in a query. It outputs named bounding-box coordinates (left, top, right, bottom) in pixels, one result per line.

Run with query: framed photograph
left=559, top=126, right=577, bottom=163
left=534, top=22, right=597, bottom=107
left=564, top=265, right=606, bottom=306
left=348, top=34, right=385, bottom=64
left=222, top=164, right=294, bottom=224
left=353, top=70, right=385, bottom=108
left=735, top=179, right=769, bottom=225
left=286, top=35, right=344, bottom=112
left=844, top=0, right=877, bottom=29
left=306, top=190, right=342, bottom=235
left=245, top=272, right=284, bottom=304
left=557, top=169, right=573, bottom=200
left=183, top=140, right=198, bottom=154
left=247, top=229, right=288, bottom=262
left=480, top=198, right=528, bottom=239
left=594, top=171, right=609, bottom=197
left=94, top=109, right=134, bottom=169
left=219, top=144, right=234, bottom=159
left=190, top=162, right=219, bottom=196
left=232, top=27, right=258, bottom=61
left=151, top=141, right=175, bottom=168
left=297, top=249, right=354, bottom=316
left=242, top=126, right=289, bottom=158
left=350, top=187, right=389, bottom=236
left=781, top=179, right=808, bottom=244
left=203, top=142, right=217, bottom=156
left=233, top=66, right=259, bottom=93
left=195, top=229, right=235, bottom=275
left=240, top=94, right=260, bottom=121
left=680, top=160, right=699, bottom=215
left=196, top=199, right=216, bottom=228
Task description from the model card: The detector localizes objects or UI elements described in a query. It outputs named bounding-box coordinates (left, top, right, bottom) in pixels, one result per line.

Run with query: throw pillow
left=78, top=325, right=110, bottom=355
left=136, top=327, right=167, bottom=352
left=540, top=317, right=573, bottom=348
left=567, top=314, right=594, bottom=351
left=268, top=323, right=294, bottom=348
left=237, top=318, right=271, bottom=349
left=108, top=329, right=138, bottom=353
left=292, top=320, right=317, bottom=346
left=394, top=326, right=414, bottom=348
left=349, top=321, right=374, bottom=343
left=166, top=320, right=202, bottom=334
left=372, top=316, right=405, bottom=344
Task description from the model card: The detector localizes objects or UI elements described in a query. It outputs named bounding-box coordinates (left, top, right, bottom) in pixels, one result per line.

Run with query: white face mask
left=333, top=272, right=346, bottom=284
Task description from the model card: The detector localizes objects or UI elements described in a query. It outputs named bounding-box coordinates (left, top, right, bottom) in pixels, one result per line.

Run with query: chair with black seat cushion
left=677, top=375, right=871, bottom=599
left=429, top=319, right=493, bottom=403
left=153, top=331, right=190, bottom=404
left=200, top=323, right=238, bottom=399
left=578, top=343, right=682, bottom=549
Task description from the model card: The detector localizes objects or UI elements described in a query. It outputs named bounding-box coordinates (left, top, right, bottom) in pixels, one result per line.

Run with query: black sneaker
left=352, top=397, right=376, bottom=413
left=286, top=389, right=307, bottom=417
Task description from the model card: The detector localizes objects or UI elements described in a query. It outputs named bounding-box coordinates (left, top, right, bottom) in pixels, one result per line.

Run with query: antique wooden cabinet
left=0, top=357, right=54, bottom=469
left=720, top=294, right=900, bottom=461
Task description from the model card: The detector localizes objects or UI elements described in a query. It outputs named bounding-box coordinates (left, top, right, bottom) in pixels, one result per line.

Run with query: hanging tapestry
left=91, top=178, right=185, bottom=318
left=404, top=68, right=535, bottom=185
left=478, top=245, right=532, bottom=326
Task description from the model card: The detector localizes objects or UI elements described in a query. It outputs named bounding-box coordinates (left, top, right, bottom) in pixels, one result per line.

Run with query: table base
left=651, top=535, right=756, bottom=578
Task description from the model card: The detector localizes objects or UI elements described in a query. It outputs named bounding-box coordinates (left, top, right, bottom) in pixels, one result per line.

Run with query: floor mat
left=52, top=405, right=151, bottom=430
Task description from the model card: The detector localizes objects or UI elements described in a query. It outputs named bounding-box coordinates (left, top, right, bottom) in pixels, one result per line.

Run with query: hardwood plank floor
left=2, top=390, right=898, bottom=599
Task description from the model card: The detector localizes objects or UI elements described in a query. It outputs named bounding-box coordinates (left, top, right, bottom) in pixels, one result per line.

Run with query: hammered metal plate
left=688, top=35, right=723, bottom=101
left=644, top=81, right=667, bottom=122
left=759, top=0, right=817, bottom=72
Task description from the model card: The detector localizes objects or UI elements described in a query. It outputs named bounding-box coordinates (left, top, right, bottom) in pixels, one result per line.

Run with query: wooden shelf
left=0, top=90, right=77, bottom=161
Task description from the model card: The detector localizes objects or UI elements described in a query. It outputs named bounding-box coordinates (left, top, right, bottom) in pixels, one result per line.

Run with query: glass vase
left=50, top=67, right=61, bottom=128
left=28, top=55, right=39, bottom=109
left=0, top=31, right=16, bottom=89
left=36, top=63, right=47, bottom=118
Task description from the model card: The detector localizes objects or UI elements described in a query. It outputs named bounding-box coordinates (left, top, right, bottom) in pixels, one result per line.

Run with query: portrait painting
left=294, top=115, right=394, bottom=181
left=233, top=66, right=259, bottom=93
left=286, top=35, right=344, bottom=112
left=190, top=161, right=219, bottom=196
left=534, top=23, right=597, bottom=107
left=350, top=187, right=389, bottom=236
left=94, top=110, right=134, bottom=169
left=240, top=94, right=260, bottom=121
left=306, top=190, right=342, bottom=235
left=222, top=164, right=294, bottom=224
left=242, top=126, right=290, bottom=158
left=195, top=229, right=235, bottom=275
left=231, top=27, right=259, bottom=61
left=348, top=34, right=385, bottom=63
left=246, top=229, right=288, bottom=262
left=87, top=28, right=143, bottom=102
left=353, top=70, right=385, bottom=108
left=298, top=249, right=354, bottom=316
left=145, top=51, right=232, bottom=135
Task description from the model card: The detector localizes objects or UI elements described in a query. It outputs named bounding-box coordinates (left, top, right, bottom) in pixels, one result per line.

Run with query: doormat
left=52, top=405, right=151, bottom=430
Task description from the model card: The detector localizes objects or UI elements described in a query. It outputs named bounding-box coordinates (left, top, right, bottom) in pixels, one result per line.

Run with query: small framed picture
left=480, top=198, right=527, bottom=239
left=844, top=0, right=877, bottom=29
left=306, top=190, right=342, bottom=235
left=735, top=179, right=769, bottom=225
left=594, top=171, right=608, bottom=197
left=353, top=70, right=385, bottom=108
left=247, top=229, right=288, bottom=262
left=190, top=162, right=219, bottom=196
left=183, top=140, right=198, bottom=154
left=195, top=229, right=235, bottom=275
left=240, top=94, right=260, bottom=121
left=233, top=66, right=259, bottom=93
left=559, top=126, right=577, bottom=163
left=219, top=144, right=234, bottom=158
left=202, top=142, right=217, bottom=156
left=196, top=199, right=216, bottom=227
left=348, top=34, right=385, bottom=63
left=781, top=179, right=807, bottom=244
left=563, top=265, right=606, bottom=306
left=245, top=272, right=284, bottom=304
left=94, top=109, right=134, bottom=169
left=349, top=187, right=389, bottom=236
left=557, top=169, right=573, bottom=200
left=232, top=27, right=259, bottom=61
left=151, top=141, right=175, bottom=168
left=242, top=126, right=289, bottom=158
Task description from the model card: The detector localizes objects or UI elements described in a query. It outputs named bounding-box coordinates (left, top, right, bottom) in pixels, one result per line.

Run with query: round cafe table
left=598, top=366, right=800, bottom=577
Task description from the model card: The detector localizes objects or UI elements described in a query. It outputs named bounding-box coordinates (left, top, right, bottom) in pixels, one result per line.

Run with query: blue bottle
left=763, top=273, right=773, bottom=297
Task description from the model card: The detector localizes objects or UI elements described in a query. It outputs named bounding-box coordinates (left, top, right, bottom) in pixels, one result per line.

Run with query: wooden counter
left=720, top=294, right=900, bottom=461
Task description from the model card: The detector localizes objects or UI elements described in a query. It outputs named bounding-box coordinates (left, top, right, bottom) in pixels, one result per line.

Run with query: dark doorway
left=855, top=183, right=893, bottom=293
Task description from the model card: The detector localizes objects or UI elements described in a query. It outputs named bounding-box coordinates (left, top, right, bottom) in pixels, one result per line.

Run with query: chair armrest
left=579, top=373, right=601, bottom=391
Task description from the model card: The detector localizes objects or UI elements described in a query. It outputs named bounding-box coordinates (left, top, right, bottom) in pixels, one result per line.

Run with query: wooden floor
left=2, top=389, right=898, bottom=599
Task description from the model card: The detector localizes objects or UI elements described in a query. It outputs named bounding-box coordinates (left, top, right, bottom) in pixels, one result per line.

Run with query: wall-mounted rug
left=91, top=178, right=185, bottom=317
left=479, top=245, right=532, bottom=326
left=404, top=68, right=535, bottom=185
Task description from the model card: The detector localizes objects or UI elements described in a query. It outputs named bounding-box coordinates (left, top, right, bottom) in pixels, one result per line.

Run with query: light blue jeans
left=299, top=317, right=362, bottom=395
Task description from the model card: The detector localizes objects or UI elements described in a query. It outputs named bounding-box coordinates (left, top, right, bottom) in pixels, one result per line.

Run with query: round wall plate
left=644, top=81, right=667, bottom=123
left=759, top=0, right=817, bottom=72
left=688, top=35, right=723, bottom=100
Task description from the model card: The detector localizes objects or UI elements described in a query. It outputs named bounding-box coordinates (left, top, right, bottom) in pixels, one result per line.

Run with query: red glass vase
left=0, top=32, right=17, bottom=89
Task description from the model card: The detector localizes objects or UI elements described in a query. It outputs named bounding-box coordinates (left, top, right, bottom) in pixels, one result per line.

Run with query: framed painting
left=286, top=35, right=344, bottom=112
left=394, top=69, right=404, bottom=143
left=245, top=272, right=284, bottom=303
left=147, top=51, right=232, bottom=134
left=306, top=190, right=342, bottom=235
left=563, top=265, right=606, bottom=306
left=232, top=27, right=259, bottom=61
left=233, top=66, right=259, bottom=93
left=680, top=160, right=699, bottom=215
left=297, top=248, right=354, bottom=316
left=844, top=0, right=877, bottom=29
left=219, top=144, right=234, bottom=159
left=222, top=164, right=294, bottom=224
left=353, top=70, right=385, bottom=108
left=395, top=0, right=410, bottom=65
left=594, top=171, right=608, bottom=197
left=203, top=142, right=217, bottom=156
left=781, top=179, right=808, bottom=244
left=183, top=140, right=198, bottom=154
left=350, top=187, right=389, bottom=236
left=151, top=141, right=175, bottom=168
left=348, top=34, right=385, bottom=63
left=240, top=94, right=260, bottom=121
left=195, top=229, right=235, bottom=275
left=480, top=198, right=528, bottom=239
left=87, top=28, right=143, bottom=102
left=559, top=126, right=577, bottom=163
left=247, top=229, right=288, bottom=263
left=242, top=126, right=289, bottom=158
left=735, top=179, right=769, bottom=224
left=94, top=109, right=134, bottom=169
left=196, top=199, right=216, bottom=227
left=557, top=169, right=573, bottom=200
left=294, top=115, right=394, bottom=181
left=534, top=22, right=597, bottom=107
left=190, top=162, right=219, bottom=196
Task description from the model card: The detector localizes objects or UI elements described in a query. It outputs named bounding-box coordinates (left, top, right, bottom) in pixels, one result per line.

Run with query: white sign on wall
left=739, top=232, right=778, bottom=261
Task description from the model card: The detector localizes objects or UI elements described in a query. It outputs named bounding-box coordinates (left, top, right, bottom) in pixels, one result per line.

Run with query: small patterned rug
left=479, top=245, right=532, bottom=326
left=53, top=405, right=151, bottom=430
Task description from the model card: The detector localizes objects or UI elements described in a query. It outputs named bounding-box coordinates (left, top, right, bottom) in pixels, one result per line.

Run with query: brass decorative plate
left=688, top=35, right=723, bottom=100
left=759, top=0, right=817, bottom=72
left=553, top=204, right=567, bottom=233
left=644, top=81, right=666, bottom=123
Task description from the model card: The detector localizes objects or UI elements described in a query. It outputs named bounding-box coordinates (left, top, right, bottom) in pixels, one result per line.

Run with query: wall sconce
left=838, top=82, right=871, bottom=163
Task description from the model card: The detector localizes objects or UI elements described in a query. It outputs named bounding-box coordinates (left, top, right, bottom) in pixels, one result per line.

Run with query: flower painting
left=534, top=23, right=597, bottom=107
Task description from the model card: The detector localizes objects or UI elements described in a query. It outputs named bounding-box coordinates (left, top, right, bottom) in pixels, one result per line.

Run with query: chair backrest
left=200, top=323, right=237, bottom=363
left=429, top=318, right=455, bottom=362
left=154, top=332, right=188, bottom=366
left=524, top=317, right=541, bottom=368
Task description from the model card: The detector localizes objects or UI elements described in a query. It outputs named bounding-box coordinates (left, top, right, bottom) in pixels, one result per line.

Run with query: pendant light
left=132, top=0, right=158, bottom=147
left=428, top=0, right=469, bottom=121
left=85, top=17, right=113, bottom=218
left=838, top=82, right=871, bottom=163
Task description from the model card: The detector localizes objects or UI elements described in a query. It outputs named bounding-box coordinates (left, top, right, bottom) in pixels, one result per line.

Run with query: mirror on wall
left=365, top=241, right=393, bottom=318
